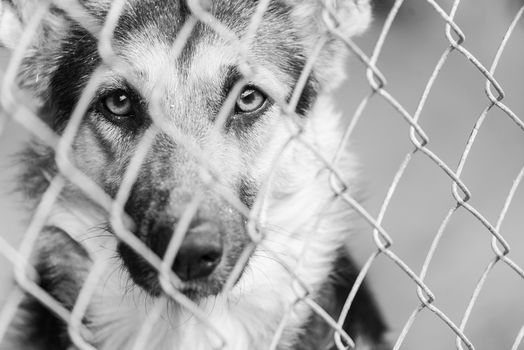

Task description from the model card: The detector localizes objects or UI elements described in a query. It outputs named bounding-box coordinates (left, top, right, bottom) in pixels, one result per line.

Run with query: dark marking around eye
left=293, top=74, right=318, bottom=117
left=95, top=85, right=150, bottom=131
left=47, top=25, right=100, bottom=131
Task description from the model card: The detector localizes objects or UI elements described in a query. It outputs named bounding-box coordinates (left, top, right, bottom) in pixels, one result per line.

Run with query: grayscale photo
left=0, top=0, right=522, bottom=349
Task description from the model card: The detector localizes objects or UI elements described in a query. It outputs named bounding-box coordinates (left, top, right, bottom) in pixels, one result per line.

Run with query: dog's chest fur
left=42, top=208, right=381, bottom=350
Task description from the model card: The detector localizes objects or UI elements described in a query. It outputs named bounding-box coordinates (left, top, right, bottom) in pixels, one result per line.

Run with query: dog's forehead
left=118, top=40, right=289, bottom=104
left=113, top=0, right=260, bottom=43
left=110, top=0, right=304, bottom=79
left=106, top=1, right=303, bottom=103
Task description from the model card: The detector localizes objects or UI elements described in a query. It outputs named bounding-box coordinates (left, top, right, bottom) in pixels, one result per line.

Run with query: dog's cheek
left=70, top=121, right=129, bottom=192
left=219, top=211, right=251, bottom=276
left=239, top=115, right=298, bottom=190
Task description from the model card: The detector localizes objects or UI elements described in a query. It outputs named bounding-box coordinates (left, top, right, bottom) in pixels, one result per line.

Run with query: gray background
left=1, top=0, right=523, bottom=349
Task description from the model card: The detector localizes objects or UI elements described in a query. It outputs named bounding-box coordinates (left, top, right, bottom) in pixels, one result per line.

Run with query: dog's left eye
left=103, top=90, right=133, bottom=117
left=235, top=86, right=267, bottom=114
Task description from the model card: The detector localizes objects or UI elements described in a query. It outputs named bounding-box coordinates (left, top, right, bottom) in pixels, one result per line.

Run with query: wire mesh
left=0, top=0, right=523, bottom=349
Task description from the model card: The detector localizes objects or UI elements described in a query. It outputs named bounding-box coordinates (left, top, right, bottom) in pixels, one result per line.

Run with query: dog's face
left=1, top=0, right=370, bottom=299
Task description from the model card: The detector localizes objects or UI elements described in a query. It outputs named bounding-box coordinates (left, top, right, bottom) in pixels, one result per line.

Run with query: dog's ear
left=287, top=0, right=372, bottom=90
left=0, top=1, right=27, bottom=49
left=0, top=0, right=101, bottom=48
left=0, top=0, right=98, bottom=100
left=288, top=0, right=372, bottom=38
left=0, top=0, right=59, bottom=99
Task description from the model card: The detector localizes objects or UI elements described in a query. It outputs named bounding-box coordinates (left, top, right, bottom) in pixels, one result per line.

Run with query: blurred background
left=0, top=0, right=523, bottom=349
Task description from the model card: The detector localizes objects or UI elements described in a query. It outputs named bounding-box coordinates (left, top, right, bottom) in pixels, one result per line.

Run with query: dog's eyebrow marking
left=221, top=65, right=244, bottom=94
left=220, top=65, right=281, bottom=100
left=95, top=78, right=127, bottom=96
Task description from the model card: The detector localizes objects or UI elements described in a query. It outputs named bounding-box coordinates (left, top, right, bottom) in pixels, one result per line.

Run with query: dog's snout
left=150, top=218, right=223, bottom=281
left=173, top=221, right=223, bottom=281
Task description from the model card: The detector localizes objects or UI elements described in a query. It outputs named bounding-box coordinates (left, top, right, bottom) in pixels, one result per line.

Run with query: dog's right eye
left=235, top=86, right=268, bottom=115
left=103, top=90, right=133, bottom=117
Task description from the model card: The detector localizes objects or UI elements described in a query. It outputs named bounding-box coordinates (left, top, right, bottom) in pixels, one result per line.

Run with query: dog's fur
left=0, top=0, right=388, bottom=349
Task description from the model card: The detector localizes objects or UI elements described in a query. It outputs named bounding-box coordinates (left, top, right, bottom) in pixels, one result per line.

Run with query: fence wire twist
left=0, top=0, right=523, bottom=349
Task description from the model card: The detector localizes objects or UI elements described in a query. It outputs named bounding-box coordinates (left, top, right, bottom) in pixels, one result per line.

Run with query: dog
left=0, top=0, right=388, bottom=349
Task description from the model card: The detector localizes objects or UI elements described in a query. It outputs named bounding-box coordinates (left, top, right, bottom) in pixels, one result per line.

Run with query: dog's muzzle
left=151, top=218, right=223, bottom=281
left=117, top=211, right=229, bottom=298
left=117, top=168, right=250, bottom=299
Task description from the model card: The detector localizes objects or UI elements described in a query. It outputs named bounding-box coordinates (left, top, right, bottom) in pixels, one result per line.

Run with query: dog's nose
left=172, top=220, right=223, bottom=281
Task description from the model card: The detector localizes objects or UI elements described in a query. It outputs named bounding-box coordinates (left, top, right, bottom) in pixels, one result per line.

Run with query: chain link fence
left=0, top=0, right=523, bottom=349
